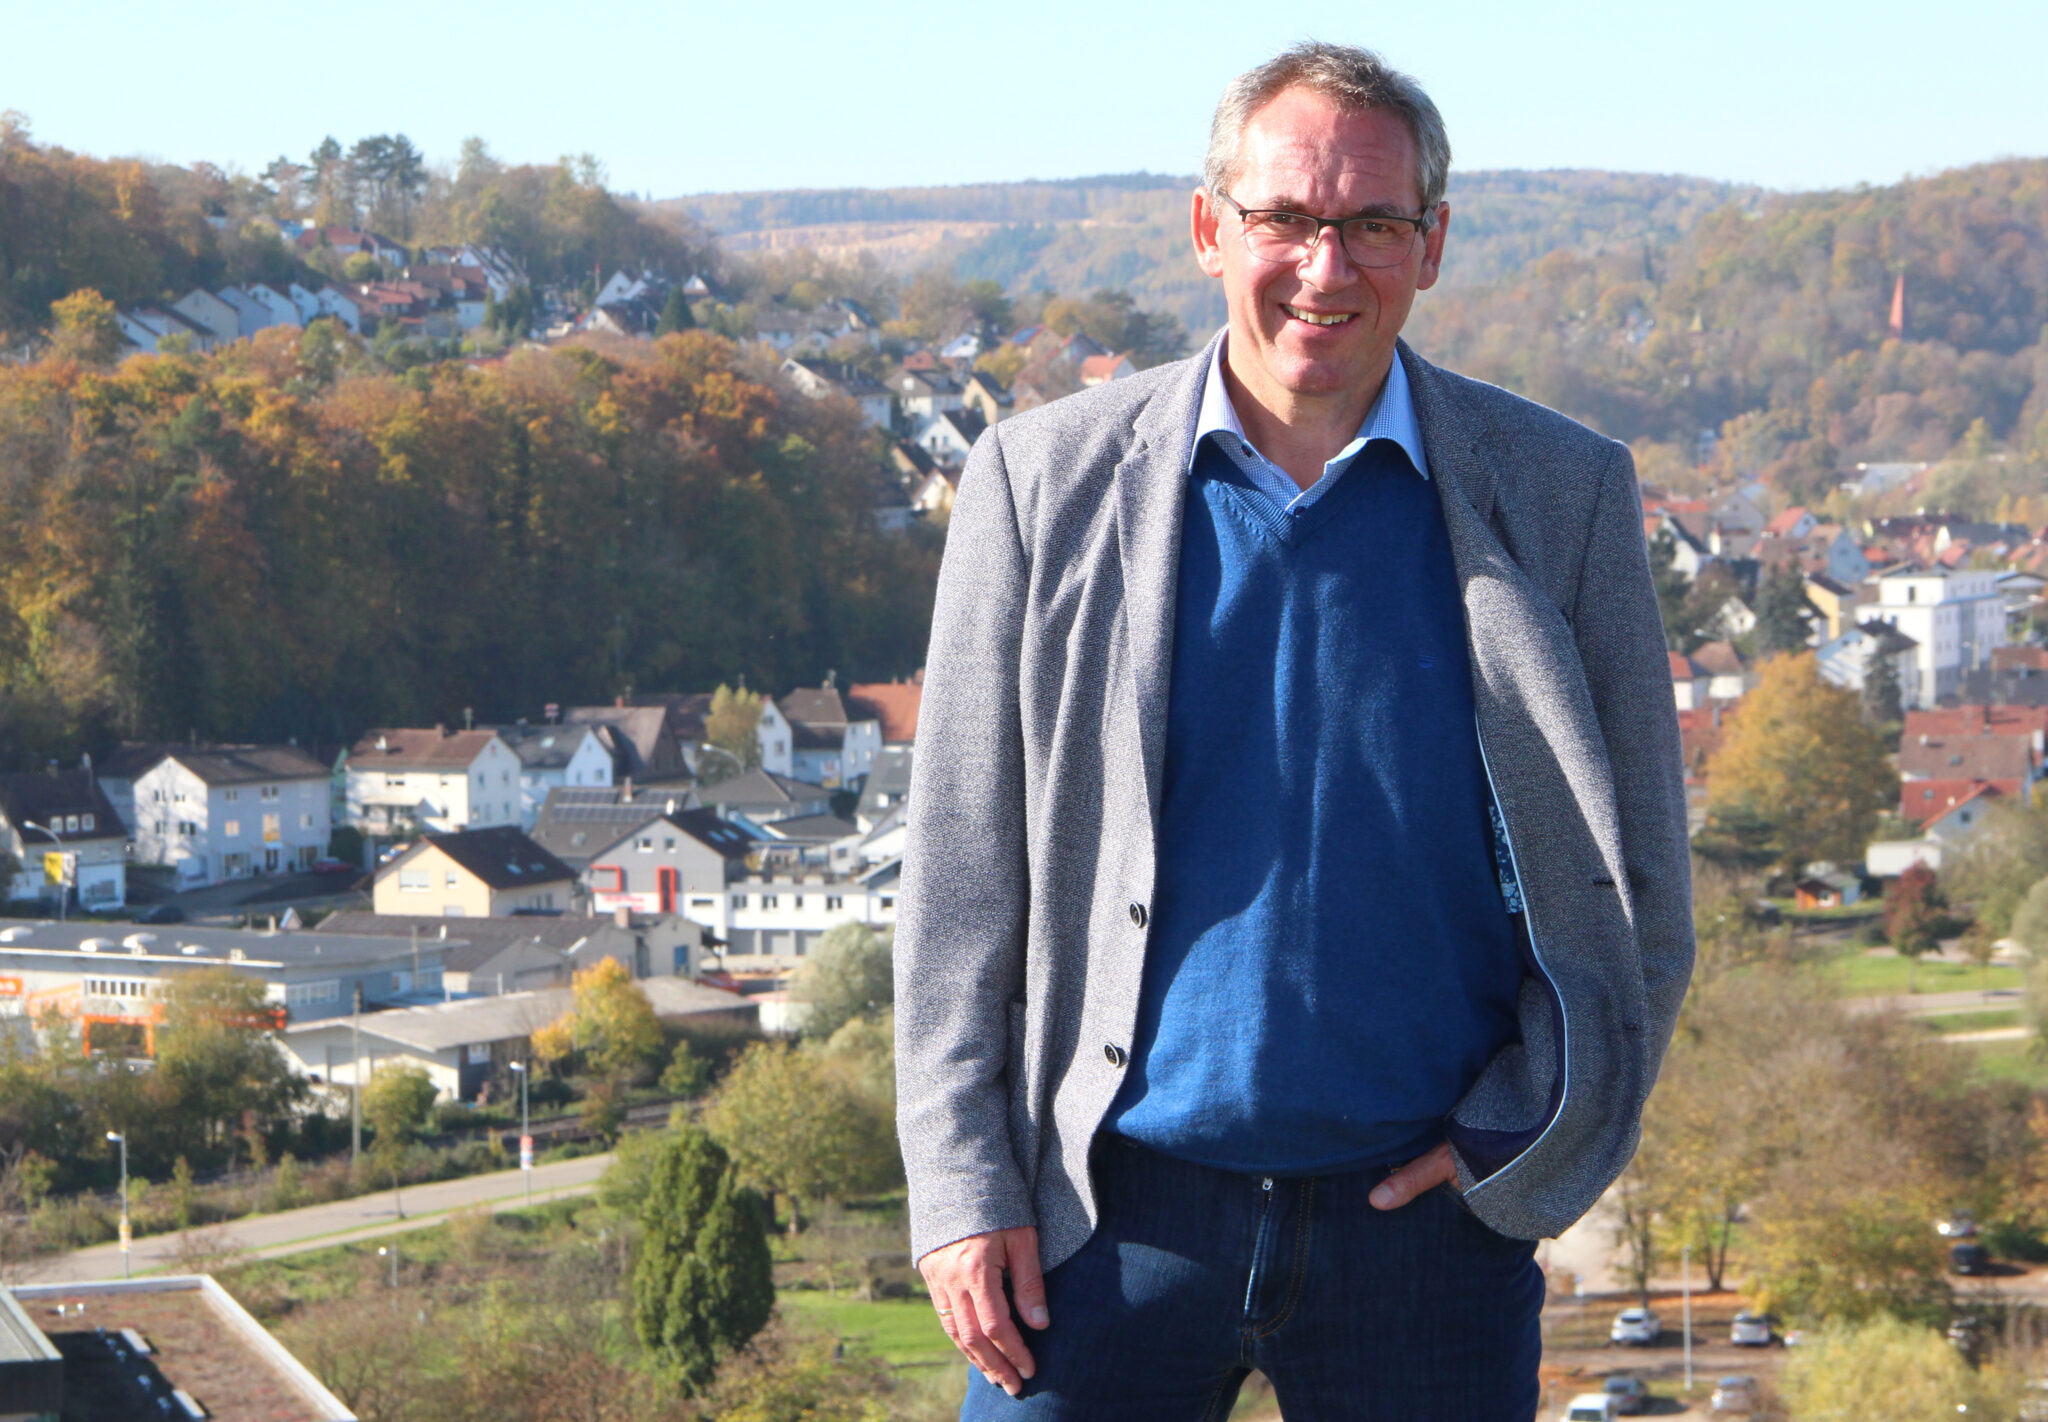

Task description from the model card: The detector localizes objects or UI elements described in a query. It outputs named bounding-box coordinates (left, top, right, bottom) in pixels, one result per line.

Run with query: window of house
left=385, top=774, right=405, bottom=788
left=446, top=870, right=459, bottom=887
left=81, top=814, right=94, bottom=832
left=467, top=1043, right=491, bottom=1064
left=223, top=819, right=240, bottom=837
left=399, top=870, right=429, bottom=891
left=731, top=894, right=747, bottom=910
left=223, top=788, right=239, bottom=803
left=691, top=897, right=715, bottom=909
left=62, top=815, right=77, bottom=833
left=593, top=865, right=626, bottom=893
left=637, top=837, right=653, bottom=853
left=300, top=814, right=313, bottom=829
left=261, top=785, right=278, bottom=801
left=793, top=895, right=804, bottom=909
left=762, top=895, right=779, bottom=910
left=826, top=895, right=843, bottom=911
left=879, top=896, right=895, bottom=909
left=664, top=837, right=676, bottom=850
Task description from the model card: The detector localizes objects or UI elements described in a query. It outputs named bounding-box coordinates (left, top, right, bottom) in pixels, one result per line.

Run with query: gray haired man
left=896, top=41, right=1692, bottom=1420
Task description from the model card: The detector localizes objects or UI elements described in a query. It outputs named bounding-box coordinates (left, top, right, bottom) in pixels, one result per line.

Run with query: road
left=16, top=1151, right=615, bottom=1285
left=1845, top=986, right=2023, bottom=1017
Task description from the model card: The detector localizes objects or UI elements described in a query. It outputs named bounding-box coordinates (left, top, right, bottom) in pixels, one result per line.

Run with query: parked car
left=1710, top=1375, right=1760, bottom=1414
left=310, top=857, right=357, bottom=875
left=1937, top=1211, right=1979, bottom=1239
left=1609, top=1307, right=1662, bottom=1346
left=1564, top=1394, right=1619, bottom=1422
left=133, top=903, right=184, bottom=924
left=1602, top=1374, right=1650, bottom=1414
left=1729, top=1310, right=1774, bottom=1347
left=1951, top=1242, right=1993, bottom=1275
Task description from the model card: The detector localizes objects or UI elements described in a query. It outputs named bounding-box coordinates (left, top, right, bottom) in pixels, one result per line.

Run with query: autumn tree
left=701, top=1042, right=898, bottom=1231
left=362, top=1061, right=436, bottom=1217
left=792, top=923, right=892, bottom=1041
left=1780, top=1316, right=2009, bottom=1420
left=702, top=684, right=765, bottom=779
left=630, top=1126, right=774, bottom=1394
left=1884, top=863, right=1946, bottom=971
left=48, top=289, right=122, bottom=365
left=1700, top=653, right=1896, bottom=877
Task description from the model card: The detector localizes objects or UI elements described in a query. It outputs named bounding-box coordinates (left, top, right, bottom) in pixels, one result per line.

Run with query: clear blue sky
left=5, top=0, right=2043, bottom=200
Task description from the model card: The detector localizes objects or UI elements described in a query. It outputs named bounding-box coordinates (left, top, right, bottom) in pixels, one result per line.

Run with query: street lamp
left=23, top=822, right=67, bottom=922
left=509, top=1061, right=531, bottom=1205
left=105, top=1132, right=128, bottom=1277
left=377, top=1244, right=397, bottom=1288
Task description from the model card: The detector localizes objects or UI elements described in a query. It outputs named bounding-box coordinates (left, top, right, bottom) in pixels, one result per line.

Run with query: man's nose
left=1296, top=225, right=1361, bottom=288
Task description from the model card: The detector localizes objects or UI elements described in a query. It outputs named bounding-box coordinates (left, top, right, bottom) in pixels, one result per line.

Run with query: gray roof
left=530, top=787, right=693, bottom=866
left=0, top=918, right=437, bottom=970
left=492, top=723, right=601, bottom=772
left=856, top=745, right=913, bottom=820
left=318, top=910, right=639, bottom=970
left=403, top=825, right=577, bottom=890
left=0, top=770, right=126, bottom=842
left=693, top=768, right=832, bottom=815
left=758, top=813, right=858, bottom=844
left=283, top=976, right=750, bottom=1052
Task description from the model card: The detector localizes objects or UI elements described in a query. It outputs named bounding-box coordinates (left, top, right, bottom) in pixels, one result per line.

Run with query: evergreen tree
left=1752, top=562, right=1814, bottom=655
left=1648, top=528, right=1691, bottom=651
left=1862, top=644, right=1904, bottom=725
left=631, top=1126, right=774, bottom=1394
left=657, top=286, right=695, bottom=335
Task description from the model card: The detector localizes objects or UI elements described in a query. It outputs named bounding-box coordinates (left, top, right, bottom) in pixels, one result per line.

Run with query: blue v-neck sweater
left=1108, top=438, right=1524, bottom=1175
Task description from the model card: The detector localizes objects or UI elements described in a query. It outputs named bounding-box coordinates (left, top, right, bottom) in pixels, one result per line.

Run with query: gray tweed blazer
left=894, top=333, right=1693, bottom=1270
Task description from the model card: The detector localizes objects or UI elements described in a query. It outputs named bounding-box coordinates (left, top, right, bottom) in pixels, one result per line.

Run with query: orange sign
left=0, top=976, right=20, bottom=997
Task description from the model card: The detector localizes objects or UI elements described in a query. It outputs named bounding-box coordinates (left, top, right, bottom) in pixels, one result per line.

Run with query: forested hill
left=0, top=331, right=941, bottom=769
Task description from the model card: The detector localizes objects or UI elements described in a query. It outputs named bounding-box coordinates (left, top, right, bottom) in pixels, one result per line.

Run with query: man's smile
left=1280, top=304, right=1355, bottom=327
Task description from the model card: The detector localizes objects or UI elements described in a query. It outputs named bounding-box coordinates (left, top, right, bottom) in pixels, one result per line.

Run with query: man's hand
left=919, top=1225, right=1048, bottom=1396
left=1369, top=1142, right=1458, bottom=1209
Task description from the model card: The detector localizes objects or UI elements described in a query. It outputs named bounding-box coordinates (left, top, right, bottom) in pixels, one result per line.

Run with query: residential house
left=373, top=825, right=578, bottom=918
left=315, top=286, right=362, bottom=333
left=617, top=693, right=794, bottom=777
left=402, top=264, right=491, bottom=328
left=117, top=305, right=220, bottom=354
left=713, top=857, right=900, bottom=963
left=779, top=684, right=883, bottom=788
left=294, top=226, right=405, bottom=265
left=343, top=727, right=523, bottom=841
left=1816, top=620, right=1918, bottom=697
left=1805, top=573, right=1862, bottom=641
left=1903, top=779, right=2014, bottom=835
left=0, top=769, right=127, bottom=910
left=693, top=767, right=833, bottom=824
left=854, top=745, right=912, bottom=827
left=1762, top=507, right=1817, bottom=541
left=961, top=370, right=1012, bottom=425
left=1671, top=651, right=1712, bottom=711
left=1676, top=702, right=1736, bottom=834
left=127, top=745, right=331, bottom=884
left=1079, top=352, right=1137, bottom=385
left=170, top=288, right=241, bottom=346
left=583, top=806, right=755, bottom=918
left=846, top=676, right=922, bottom=745
left=494, top=723, right=615, bottom=829
left=1856, top=566, right=2009, bottom=708
left=1690, top=641, right=1751, bottom=700
left=889, top=370, right=966, bottom=423
left=1898, top=705, right=2047, bottom=785
left=564, top=702, right=693, bottom=783
left=1792, top=869, right=1862, bottom=909
left=583, top=300, right=661, bottom=338
left=781, top=358, right=894, bottom=429
left=530, top=785, right=692, bottom=872
left=914, top=408, right=987, bottom=469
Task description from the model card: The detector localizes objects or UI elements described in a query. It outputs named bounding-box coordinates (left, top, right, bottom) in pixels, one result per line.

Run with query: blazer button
left=1104, top=1043, right=1127, bottom=1068
left=1128, top=902, right=1148, bottom=929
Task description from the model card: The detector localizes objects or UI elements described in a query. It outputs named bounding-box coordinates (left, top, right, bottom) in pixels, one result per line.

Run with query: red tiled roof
left=846, top=680, right=922, bottom=744
left=1763, top=506, right=1810, bottom=536
left=1903, top=705, right=2048, bottom=740
left=1902, top=778, right=2015, bottom=828
left=1670, top=651, right=1701, bottom=681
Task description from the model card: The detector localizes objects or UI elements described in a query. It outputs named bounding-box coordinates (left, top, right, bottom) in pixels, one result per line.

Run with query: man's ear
left=1416, top=202, right=1450, bottom=292
left=1191, top=187, right=1226, bottom=280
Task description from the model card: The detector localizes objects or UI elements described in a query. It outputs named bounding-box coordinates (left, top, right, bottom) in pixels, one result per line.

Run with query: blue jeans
left=961, top=1138, right=1544, bottom=1422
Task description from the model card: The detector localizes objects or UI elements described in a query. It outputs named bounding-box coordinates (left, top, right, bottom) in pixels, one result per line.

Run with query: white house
left=117, top=306, right=219, bottom=354
left=128, top=745, right=332, bottom=885
left=0, top=769, right=127, bottom=911
left=171, top=289, right=241, bottom=346
left=778, top=685, right=883, bottom=789
left=215, top=285, right=295, bottom=338
left=1817, top=621, right=1918, bottom=695
left=914, top=409, right=987, bottom=469
left=315, top=286, right=362, bottom=333
left=288, top=282, right=324, bottom=323
left=343, top=727, right=523, bottom=843
left=495, top=723, right=615, bottom=829
left=1856, top=567, right=2008, bottom=708
left=781, top=358, right=895, bottom=430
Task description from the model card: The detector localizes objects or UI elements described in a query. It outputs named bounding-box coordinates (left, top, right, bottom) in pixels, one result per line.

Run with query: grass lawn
left=1920, top=1008, right=2023, bottom=1034
left=1823, top=951, right=2019, bottom=998
left=1961, top=1037, right=2048, bottom=1090
left=775, top=1290, right=956, bottom=1369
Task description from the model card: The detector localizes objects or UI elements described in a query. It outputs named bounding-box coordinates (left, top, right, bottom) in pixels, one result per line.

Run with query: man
left=896, top=42, right=1692, bottom=1420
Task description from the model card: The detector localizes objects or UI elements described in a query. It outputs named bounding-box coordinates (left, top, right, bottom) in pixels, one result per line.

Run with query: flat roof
left=0, top=919, right=443, bottom=972
left=283, top=976, right=750, bottom=1052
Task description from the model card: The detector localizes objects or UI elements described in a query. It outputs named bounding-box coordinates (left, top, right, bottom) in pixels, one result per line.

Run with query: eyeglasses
left=1215, top=192, right=1432, bottom=270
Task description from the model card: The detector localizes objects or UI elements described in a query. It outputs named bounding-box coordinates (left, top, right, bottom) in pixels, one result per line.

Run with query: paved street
left=17, top=1151, right=615, bottom=1284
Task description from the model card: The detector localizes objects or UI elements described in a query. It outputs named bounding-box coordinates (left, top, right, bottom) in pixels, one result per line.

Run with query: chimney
left=615, top=695, right=626, bottom=709
left=463, top=706, right=474, bottom=731
left=614, top=905, right=632, bottom=929
left=435, top=723, right=447, bottom=737
left=622, top=775, right=634, bottom=801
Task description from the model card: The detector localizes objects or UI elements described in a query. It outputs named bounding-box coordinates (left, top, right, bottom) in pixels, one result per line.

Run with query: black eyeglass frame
left=1213, top=190, right=1436, bottom=269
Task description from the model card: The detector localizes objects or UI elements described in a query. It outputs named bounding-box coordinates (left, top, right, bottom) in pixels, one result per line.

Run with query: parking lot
left=1539, top=1289, right=1787, bottom=1418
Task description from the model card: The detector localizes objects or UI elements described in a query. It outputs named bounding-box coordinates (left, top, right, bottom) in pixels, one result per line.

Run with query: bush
left=1982, top=1218, right=2048, bottom=1262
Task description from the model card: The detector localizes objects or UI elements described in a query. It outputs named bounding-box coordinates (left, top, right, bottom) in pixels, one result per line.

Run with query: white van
left=1565, top=1396, right=1619, bottom=1422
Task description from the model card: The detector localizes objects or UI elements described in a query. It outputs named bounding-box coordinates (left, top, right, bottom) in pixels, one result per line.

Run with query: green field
left=776, top=1290, right=958, bottom=1369
left=1920, top=1009, right=2024, bottom=1034
left=1823, top=951, right=2019, bottom=998
left=1960, top=1037, right=2048, bottom=1090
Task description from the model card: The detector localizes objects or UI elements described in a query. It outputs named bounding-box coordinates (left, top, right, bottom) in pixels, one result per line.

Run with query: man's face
left=1192, top=87, right=1448, bottom=403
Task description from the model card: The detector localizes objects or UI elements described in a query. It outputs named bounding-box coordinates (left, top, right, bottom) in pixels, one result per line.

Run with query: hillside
left=661, top=170, right=1757, bottom=335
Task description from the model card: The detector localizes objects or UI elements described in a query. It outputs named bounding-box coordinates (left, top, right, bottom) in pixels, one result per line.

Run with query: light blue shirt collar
left=1189, top=335, right=1430, bottom=512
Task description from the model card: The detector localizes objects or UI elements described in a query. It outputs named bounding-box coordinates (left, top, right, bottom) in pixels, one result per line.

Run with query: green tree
left=659, top=1039, right=711, bottom=1099
left=544, top=958, right=664, bottom=1082
left=1752, top=562, right=1814, bottom=656
left=1780, top=1315, right=2001, bottom=1420
left=362, top=1061, right=436, bottom=1217
left=701, top=1042, right=898, bottom=1231
left=1647, top=529, right=1691, bottom=650
left=48, top=289, right=122, bottom=365
left=703, top=684, right=764, bottom=774
left=1701, top=653, right=1896, bottom=877
left=1944, top=801, right=2048, bottom=943
left=153, top=968, right=306, bottom=1162
left=792, top=923, right=892, bottom=1040
left=1861, top=643, right=1903, bottom=726
left=631, top=1126, right=774, bottom=1394
left=657, top=287, right=696, bottom=335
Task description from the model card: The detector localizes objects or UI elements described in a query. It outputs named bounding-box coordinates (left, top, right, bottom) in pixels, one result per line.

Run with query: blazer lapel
left=1115, top=332, right=1215, bottom=821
